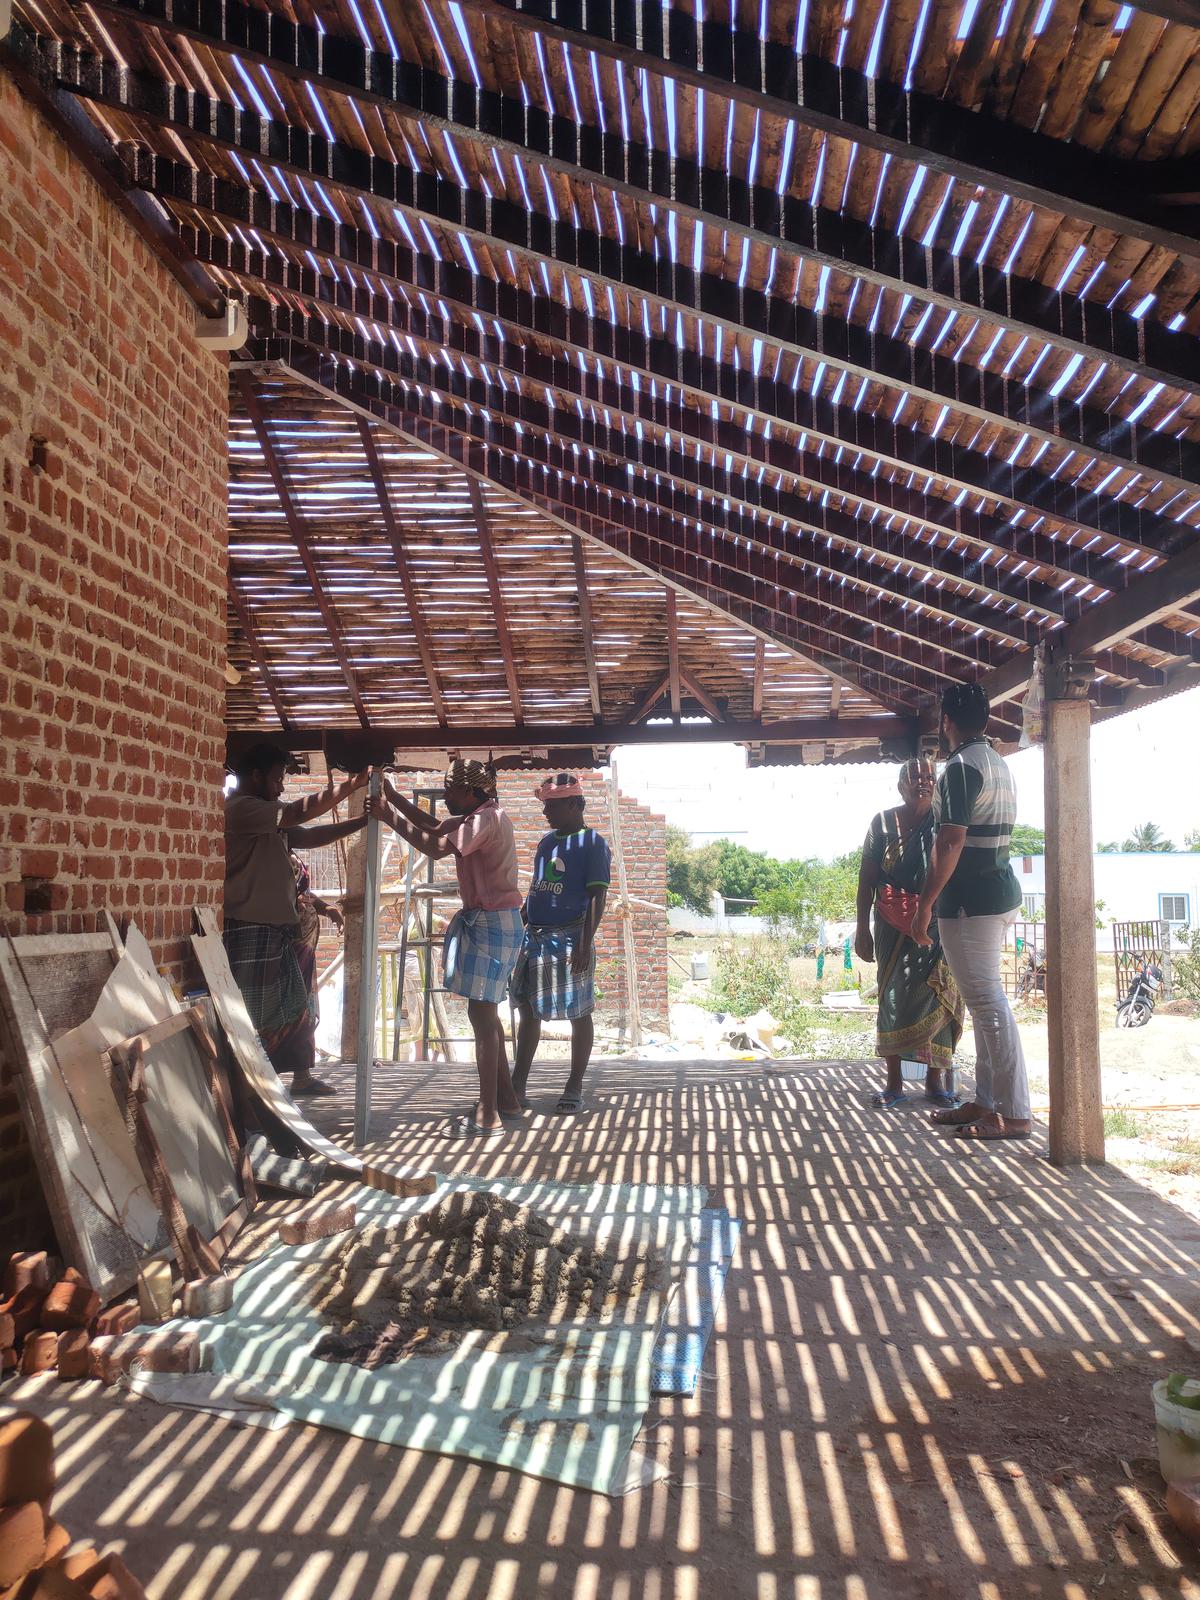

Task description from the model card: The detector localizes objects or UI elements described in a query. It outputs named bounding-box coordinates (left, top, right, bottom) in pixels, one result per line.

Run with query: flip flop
left=291, top=1076, right=336, bottom=1098
left=460, top=1103, right=525, bottom=1123
left=931, top=1105, right=983, bottom=1127
left=954, top=1119, right=1033, bottom=1142
left=924, top=1090, right=960, bottom=1108
left=871, top=1090, right=909, bottom=1109
left=447, top=1115, right=506, bottom=1138
left=553, top=1093, right=587, bottom=1115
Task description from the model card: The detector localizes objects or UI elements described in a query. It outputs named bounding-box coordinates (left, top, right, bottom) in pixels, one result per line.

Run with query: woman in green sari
left=855, top=758, right=965, bottom=1108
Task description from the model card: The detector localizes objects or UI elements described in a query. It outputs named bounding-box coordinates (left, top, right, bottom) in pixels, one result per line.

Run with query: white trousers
left=937, top=912, right=1030, bottom=1121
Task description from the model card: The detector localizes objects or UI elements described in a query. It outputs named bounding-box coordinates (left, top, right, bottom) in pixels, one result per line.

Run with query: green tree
left=1010, top=823, right=1046, bottom=854
left=1185, top=828, right=1200, bottom=852
left=1121, top=821, right=1175, bottom=853
left=1097, top=841, right=1122, bottom=853
left=665, top=827, right=720, bottom=914
left=1173, top=925, right=1200, bottom=1003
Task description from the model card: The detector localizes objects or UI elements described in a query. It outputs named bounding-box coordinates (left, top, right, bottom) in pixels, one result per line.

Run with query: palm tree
left=1121, top=821, right=1176, bottom=853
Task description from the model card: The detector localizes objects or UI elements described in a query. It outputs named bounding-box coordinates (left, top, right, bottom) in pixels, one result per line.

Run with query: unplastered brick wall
left=0, top=71, right=229, bottom=1245
left=303, top=769, right=669, bottom=1031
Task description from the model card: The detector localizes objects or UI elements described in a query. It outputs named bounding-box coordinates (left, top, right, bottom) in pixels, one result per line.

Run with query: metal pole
left=354, top=770, right=382, bottom=1146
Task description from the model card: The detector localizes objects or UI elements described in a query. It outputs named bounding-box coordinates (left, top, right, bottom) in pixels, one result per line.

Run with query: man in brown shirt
left=224, top=743, right=367, bottom=1095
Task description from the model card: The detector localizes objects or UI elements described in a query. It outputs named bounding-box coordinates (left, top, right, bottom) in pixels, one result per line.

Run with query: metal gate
left=1113, top=919, right=1172, bottom=1005
left=1002, top=921, right=1046, bottom=1001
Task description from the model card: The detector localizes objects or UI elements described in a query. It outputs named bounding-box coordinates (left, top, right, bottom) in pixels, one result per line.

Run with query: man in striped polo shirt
left=912, top=682, right=1032, bottom=1141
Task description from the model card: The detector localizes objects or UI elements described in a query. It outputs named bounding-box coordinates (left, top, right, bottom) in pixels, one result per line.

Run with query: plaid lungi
left=223, top=920, right=309, bottom=1044
left=508, top=920, right=595, bottom=1021
left=442, top=907, right=524, bottom=1004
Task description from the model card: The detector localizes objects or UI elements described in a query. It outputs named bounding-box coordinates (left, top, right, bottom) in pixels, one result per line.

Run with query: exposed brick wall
left=0, top=72, right=229, bottom=1246
left=302, top=769, right=669, bottom=1032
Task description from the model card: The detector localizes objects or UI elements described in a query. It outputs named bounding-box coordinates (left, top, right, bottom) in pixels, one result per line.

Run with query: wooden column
left=1044, top=672, right=1104, bottom=1166
left=340, top=827, right=368, bottom=1062
left=354, top=771, right=383, bottom=1146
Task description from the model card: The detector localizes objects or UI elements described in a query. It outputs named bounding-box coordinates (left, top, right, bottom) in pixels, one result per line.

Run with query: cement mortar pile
left=312, top=1190, right=660, bottom=1368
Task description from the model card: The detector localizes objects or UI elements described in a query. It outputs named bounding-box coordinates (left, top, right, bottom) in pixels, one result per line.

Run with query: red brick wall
left=0, top=73, right=229, bottom=1244
left=304, top=769, right=669, bottom=1031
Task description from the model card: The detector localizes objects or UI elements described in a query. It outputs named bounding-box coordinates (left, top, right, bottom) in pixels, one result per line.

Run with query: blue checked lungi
left=442, top=907, right=524, bottom=1003
left=508, top=919, right=595, bottom=1021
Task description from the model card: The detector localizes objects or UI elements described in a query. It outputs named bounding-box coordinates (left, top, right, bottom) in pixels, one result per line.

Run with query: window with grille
left=1160, top=894, right=1189, bottom=925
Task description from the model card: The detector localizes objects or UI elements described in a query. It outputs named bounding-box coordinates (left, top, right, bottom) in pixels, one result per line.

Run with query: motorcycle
left=1116, top=962, right=1162, bottom=1029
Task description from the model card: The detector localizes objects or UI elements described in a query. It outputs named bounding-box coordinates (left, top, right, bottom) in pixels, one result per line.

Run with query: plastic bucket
left=690, top=953, right=709, bottom=981
left=1153, top=1380, right=1200, bottom=1483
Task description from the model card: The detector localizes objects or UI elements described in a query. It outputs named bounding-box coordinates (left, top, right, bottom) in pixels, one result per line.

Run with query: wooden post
left=339, top=826, right=367, bottom=1062
left=605, top=766, right=642, bottom=1050
left=354, top=771, right=383, bottom=1146
left=1044, top=668, right=1104, bottom=1166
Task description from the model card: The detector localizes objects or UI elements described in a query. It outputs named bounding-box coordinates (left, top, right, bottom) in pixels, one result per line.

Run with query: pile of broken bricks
left=0, top=1411, right=150, bottom=1598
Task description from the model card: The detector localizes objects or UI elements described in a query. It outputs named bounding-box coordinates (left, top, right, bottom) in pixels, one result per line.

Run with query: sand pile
left=312, top=1190, right=661, bottom=1369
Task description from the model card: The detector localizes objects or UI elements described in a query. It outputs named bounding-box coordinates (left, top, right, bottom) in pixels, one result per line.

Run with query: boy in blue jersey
left=509, top=774, right=611, bottom=1114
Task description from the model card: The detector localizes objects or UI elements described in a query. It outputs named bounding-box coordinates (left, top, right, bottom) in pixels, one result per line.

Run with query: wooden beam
left=666, top=592, right=681, bottom=718
left=984, top=538, right=1200, bottom=706
left=752, top=641, right=766, bottom=720
left=105, top=128, right=1199, bottom=502
left=162, top=182, right=1177, bottom=558
left=234, top=371, right=371, bottom=727
left=227, top=581, right=292, bottom=731
left=61, top=12, right=1200, bottom=353
left=467, top=479, right=523, bottom=725
left=355, top=417, right=447, bottom=726
left=228, top=713, right=915, bottom=751
left=680, top=669, right=724, bottom=722
left=571, top=536, right=602, bottom=721
left=452, top=0, right=1200, bottom=260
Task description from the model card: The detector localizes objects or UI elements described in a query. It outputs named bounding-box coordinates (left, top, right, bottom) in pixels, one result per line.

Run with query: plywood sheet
left=191, top=928, right=361, bottom=1173
left=0, top=941, right=177, bottom=1299
left=138, top=1027, right=241, bottom=1240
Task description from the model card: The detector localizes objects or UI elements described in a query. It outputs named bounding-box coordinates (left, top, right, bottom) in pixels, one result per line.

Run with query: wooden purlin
left=355, top=416, right=448, bottom=726
left=50, top=35, right=1200, bottom=402
left=234, top=371, right=371, bottom=728
left=192, top=234, right=1179, bottom=592
left=467, top=479, right=524, bottom=725
left=571, top=536, right=602, bottom=721
left=94, top=107, right=1200, bottom=500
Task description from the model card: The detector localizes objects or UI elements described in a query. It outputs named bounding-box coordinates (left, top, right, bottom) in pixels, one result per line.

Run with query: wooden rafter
left=452, top=0, right=1200, bottom=258
left=666, top=591, right=681, bottom=718
left=234, top=370, right=371, bottom=728
left=151, top=167, right=1187, bottom=552
left=680, top=669, right=724, bottom=722
left=571, top=536, right=602, bottom=721
left=355, top=417, right=447, bottom=726
left=193, top=236, right=1174, bottom=593
left=752, top=642, right=766, bottom=720
left=277, top=357, right=1042, bottom=725
left=105, top=126, right=1199, bottom=500
left=52, top=38, right=1200, bottom=401
left=227, top=581, right=292, bottom=732
left=467, top=479, right=523, bottom=725
left=625, top=672, right=672, bottom=725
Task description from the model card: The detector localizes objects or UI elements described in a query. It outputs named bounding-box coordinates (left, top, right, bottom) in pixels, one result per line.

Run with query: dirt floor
left=4, top=1053, right=1200, bottom=1600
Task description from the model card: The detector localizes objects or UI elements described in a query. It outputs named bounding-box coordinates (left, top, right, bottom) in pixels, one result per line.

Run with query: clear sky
left=610, top=685, right=1200, bottom=860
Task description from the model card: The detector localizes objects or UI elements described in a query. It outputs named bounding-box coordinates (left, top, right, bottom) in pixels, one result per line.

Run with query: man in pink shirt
left=369, top=759, right=524, bottom=1135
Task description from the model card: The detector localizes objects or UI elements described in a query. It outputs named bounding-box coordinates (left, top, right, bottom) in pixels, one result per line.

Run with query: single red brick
left=60, top=1549, right=100, bottom=1580
left=87, top=1328, right=200, bottom=1383
left=41, top=1277, right=100, bottom=1331
left=43, top=1518, right=71, bottom=1564
left=56, top=1328, right=90, bottom=1380
left=279, top=1200, right=356, bottom=1246
left=0, top=1414, right=54, bottom=1507
left=19, top=1330, right=58, bottom=1375
left=3, top=1250, right=50, bottom=1298
left=0, top=1500, right=47, bottom=1587
left=93, top=1302, right=140, bottom=1337
left=69, top=1552, right=148, bottom=1600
